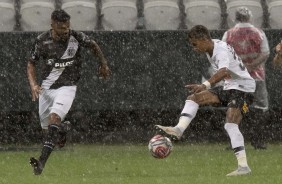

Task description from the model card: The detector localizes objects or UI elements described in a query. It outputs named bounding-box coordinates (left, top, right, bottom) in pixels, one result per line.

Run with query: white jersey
left=206, top=39, right=256, bottom=92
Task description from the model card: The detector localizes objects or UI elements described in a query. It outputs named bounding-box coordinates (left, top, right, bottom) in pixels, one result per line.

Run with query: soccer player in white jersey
left=156, top=25, right=255, bottom=176
left=27, top=9, right=110, bottom=175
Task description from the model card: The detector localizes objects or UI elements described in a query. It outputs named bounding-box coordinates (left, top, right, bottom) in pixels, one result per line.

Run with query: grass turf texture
left=0, top=143, right=281, bottom=184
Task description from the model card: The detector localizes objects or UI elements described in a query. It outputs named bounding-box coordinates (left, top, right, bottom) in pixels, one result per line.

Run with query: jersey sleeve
left=74, top=31, right=93, bottom=48
left=29, top=37, right=42, bottom=63
left=221, top=31, right=227, bottom=42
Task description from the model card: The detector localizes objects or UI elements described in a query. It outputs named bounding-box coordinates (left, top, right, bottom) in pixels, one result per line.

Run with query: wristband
left=202, top=81, right=211, bottom=89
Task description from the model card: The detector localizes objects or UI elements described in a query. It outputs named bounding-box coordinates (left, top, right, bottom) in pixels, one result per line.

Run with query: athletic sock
left=175, top=100, right=199, bottom=133
left=39, top=124, right=60, bottom=167
left=234, top=148, right=248, bottom=167
left=224, top=123, right=248, bottom=167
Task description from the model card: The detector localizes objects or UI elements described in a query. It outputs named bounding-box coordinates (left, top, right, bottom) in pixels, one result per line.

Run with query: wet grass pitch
left=0, top=143, right=281, bottom=184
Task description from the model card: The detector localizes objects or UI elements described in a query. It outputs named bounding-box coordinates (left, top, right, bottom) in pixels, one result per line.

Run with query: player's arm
left=207, top=67, right=230, bottom=86
left=186, top=68, right=230, bottom=94
left=89, top=40, right=111, bottom=79
left=273, top=43, right=282, bottom=68
left=27, top=59, right=42, bottom=101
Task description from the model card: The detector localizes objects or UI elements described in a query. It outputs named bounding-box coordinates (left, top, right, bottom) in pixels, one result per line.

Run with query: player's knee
left=49, top=113, right=61, bottom=124
left=226, top=108, right=243, bottom=124
left=224, top=123, right=234, bottom=131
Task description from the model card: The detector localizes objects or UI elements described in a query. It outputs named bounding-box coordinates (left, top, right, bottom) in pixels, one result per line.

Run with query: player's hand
left=275, top=43, right=282, bottom=54
left=98, top=63, right=111, bottom=79
left=273, top=44, right=282, bottom=68
left=31, top=85, right=42, bottom=101
left=185, top=84, right=206, bottom=94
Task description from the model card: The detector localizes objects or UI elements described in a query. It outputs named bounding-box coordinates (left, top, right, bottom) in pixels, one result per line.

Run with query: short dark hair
left=235, top=7, right=251, bottom=22
left=188, top=25, right=211, bottom=40
left=51, top=9, right=70, bottom=22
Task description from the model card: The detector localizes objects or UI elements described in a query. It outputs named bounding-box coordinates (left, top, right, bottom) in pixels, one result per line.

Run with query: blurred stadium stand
left=144, top=0, right=180, bottom=30
left=0, top=0, right=16, bottom=32
left=62, top=0, right=97, bottom=31
left=20, top=0, right=55, bottom=31
left=101, top=0, right=138, bottom=30
left=226, top=0, right=264, bottom=28
left=184, top=0, right=222, bottom=30
left=267, top=0, right=282, bottom=29
left=2, top=0, right=280, bottom=31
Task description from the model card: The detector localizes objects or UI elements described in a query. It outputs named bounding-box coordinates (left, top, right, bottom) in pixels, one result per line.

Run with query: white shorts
left=39, top=86, right=77, bottom=129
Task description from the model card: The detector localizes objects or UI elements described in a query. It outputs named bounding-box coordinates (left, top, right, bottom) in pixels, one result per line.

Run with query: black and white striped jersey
left=29, top=30, right=93, bottom=89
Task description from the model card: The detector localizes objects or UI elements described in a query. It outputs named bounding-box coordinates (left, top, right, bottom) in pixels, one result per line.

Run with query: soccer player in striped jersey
left=27, top=9, right=110, bottom=175
left=156, top=25, right=255, bottom=176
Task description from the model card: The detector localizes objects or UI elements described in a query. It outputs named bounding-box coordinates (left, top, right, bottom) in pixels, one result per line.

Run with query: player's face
left=51, top=20, right=70, bottom=41
left=188, top=38, right=209, bottom=53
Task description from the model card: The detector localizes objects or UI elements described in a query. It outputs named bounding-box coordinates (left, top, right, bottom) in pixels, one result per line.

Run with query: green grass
left=0, top=143, right=282, bottom=184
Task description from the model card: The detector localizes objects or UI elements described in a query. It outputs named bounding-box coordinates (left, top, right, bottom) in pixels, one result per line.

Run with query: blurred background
left=0, top=0, right=281, bottom=145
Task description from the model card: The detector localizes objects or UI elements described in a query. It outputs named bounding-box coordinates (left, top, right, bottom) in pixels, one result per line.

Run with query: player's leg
left=30, top=89, right=53, bottom=175
left=30, top=86, right=76, bottom=175
left=53, top=86, right=76, bottom=148
left=36, top=113, right=61, bottom=169
left=156, top=90, right=220, bottom=139
left=58, top=120, right=71, bottom=148
left=225, top=94, right=252, bottom=176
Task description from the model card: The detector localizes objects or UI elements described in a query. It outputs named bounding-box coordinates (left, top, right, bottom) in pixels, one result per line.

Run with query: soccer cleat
left=155, top=125, right=182, bottom=140
left=57, top=121, right=71, bottom=148
left=30, top=157, right=44, bottom=175
left=58, top=132, right=67, bottom=148
left=61, top=121, right=71, bottom=132
left=226, top=166, right=251, bottom=176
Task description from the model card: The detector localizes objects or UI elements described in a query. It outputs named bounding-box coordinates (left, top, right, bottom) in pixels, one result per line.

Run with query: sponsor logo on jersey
left=67, top=47, right=76, bottom=57
left=43, top=40, right=53, bottom=45
left=47, top=59, right=55, bottom=65
left=56, top=102, right=64, bottom=106
left=54, top=60, right=74, bottom=68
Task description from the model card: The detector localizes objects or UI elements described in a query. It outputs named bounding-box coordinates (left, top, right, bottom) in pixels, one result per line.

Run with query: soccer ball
left=148, top=134, right=173, bottom=159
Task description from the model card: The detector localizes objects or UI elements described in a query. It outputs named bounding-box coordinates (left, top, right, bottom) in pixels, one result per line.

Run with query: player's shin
left=175, top=100, right=199, bottom=133
left=39, top=124, right=60, bottom=167
left=224, top=123, right=248, bottom=167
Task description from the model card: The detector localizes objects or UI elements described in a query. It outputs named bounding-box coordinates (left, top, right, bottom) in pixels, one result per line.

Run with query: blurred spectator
left=273, top=42, right=282, bottom=68
left=222, top=6, right=270, bottom=149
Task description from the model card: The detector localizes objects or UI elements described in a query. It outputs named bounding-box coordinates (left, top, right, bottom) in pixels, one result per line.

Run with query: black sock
left=39, top=124, right=60, bottom=167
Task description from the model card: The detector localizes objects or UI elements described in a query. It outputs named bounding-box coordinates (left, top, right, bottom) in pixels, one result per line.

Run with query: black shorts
left=209, top=86, right=254, bottom=114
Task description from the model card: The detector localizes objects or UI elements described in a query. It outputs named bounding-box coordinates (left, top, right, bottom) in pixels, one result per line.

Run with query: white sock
left=175, top=100, right=199, bottom=133
left=235, top=150, right=248, bottom=167
left=224, top=123, right=248, bottom=167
